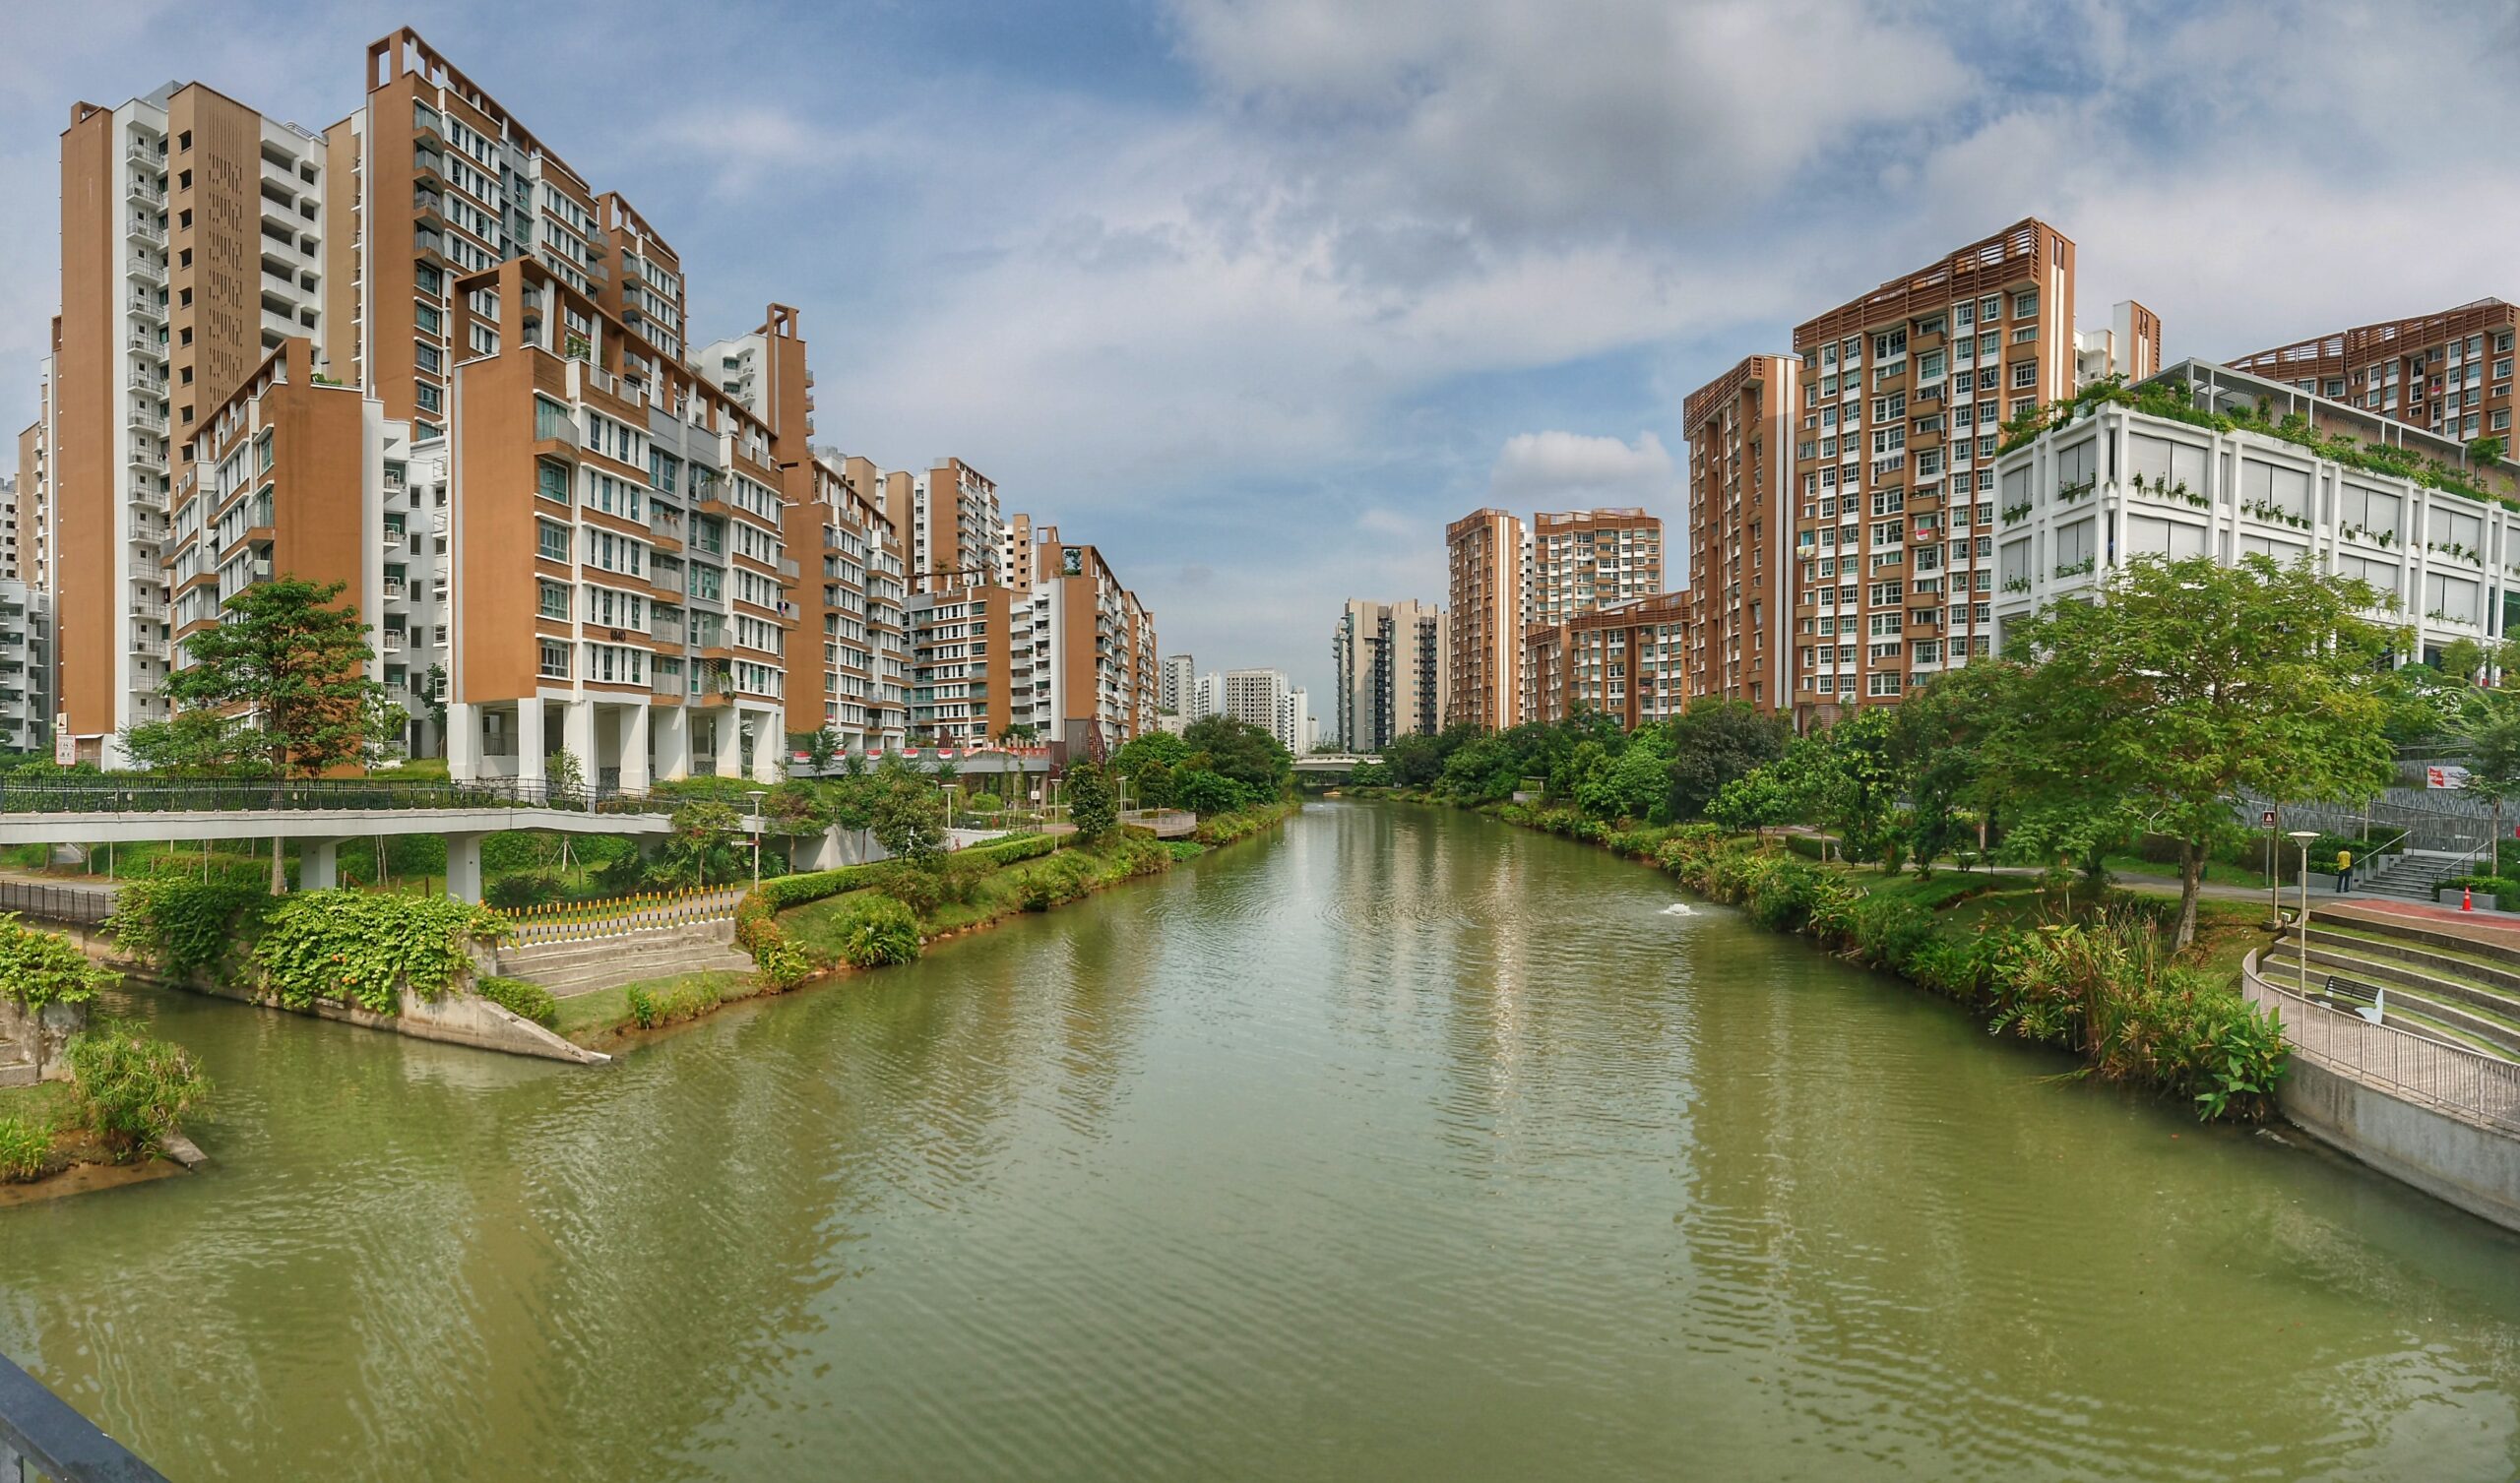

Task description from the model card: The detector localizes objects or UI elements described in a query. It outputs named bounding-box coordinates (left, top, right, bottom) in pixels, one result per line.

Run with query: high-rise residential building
left=49, top=81, right=332, bottom=764
left=0, top=477, right=18, bottom=583
left=1789, top=217, right=2080, bottom=726
left=2228, top=298, right=2517, bottom=448
left=1445, top=507, right=1528, bottom=730
left=1526, top=591, right=1690, bottom=729
left=1000, top=522, right=1155, bottom=756
left=2074, top=300, right=2164, bottom=388
left=1161, top=652, right=1194, bottom=715
left=1527, top=509, right=1663, bottom=627
left=1331, top=597, right=1447, bottom=752
left=1221, top=666, right=1306, bottom=754
left=1994, top=358, right=2515, bottom=662
left=19, top=347, right=56, bottom=597
left=699, top=307, right=909, bottom=754
left=0, top=582, right=52, bottom=756
left=886, top=457, right=1003, bottom=592
left=1682, top=354, right=1798, bottom=713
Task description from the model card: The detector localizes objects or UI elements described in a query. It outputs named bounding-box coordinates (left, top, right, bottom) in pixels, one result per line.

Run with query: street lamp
left=746, top=788, right=768, bottom=891
left=2289, top=830, right=2318, bottom=997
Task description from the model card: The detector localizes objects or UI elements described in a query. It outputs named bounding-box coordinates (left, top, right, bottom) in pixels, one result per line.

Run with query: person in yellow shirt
left=2335, top=847, right=2352, bottom=894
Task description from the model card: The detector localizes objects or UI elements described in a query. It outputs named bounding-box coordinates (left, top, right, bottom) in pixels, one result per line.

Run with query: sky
left=5, top=0, right=2520, bottom=705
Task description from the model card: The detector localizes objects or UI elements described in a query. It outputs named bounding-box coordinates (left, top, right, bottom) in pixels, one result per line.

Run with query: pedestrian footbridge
left=0, top=779, right=672, bottom=901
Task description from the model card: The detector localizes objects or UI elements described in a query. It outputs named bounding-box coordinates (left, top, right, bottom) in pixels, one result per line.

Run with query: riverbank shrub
left=107, top=878, right=275, bottom=980
left=1192, top=798, right=1300, bottom=846
left=475, top=975, right=559, bottom=1029
left=0, top=1116, right=47, bottom=1180
left=0, top=915, right=113, bottom=1011
left=251, top=892, right=507, bottom=1014
left=832, top=896, right=921, bottom=967
left=66, top=1019, right=209, bottom=1159
left=624, top=975, right=726, bottom=1029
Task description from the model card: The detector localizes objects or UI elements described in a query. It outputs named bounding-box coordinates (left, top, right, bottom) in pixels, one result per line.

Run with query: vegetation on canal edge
left=1489, top=806, right=2283, bottom=1121
left=107, top=881, right=510, bottom=1016
left=562, top=795, right=1301, bottom=1048
left=0, top=916, right=208, bottom=1180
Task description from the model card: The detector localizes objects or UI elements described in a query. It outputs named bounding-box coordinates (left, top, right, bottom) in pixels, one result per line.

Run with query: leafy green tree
left=1110, top=731, right=1192, bottom=775
left=2005, top=555, right=2394, bottom=947
left=118, top=709, right=265, bottom=776
left=1065, top=760, right=1119, bottom=842
left=1889, top=663, right=2027, bottom=876
left=869, top=766, right=947, bottom=864
left=1385, top=725, right=1473, bottom=787
left=1662, top=701, right=1790, bottom=821
left=1179, top=715, right=1292, bottom=797
left=1576, top=733, right=1672, bottom=822
left=802, top=726, right=842, bottom=775
left=1708, top=769, right=1796, bottom=838
left=2454, top=690, right=2520, bottom=870
left=1796, top=708, right=1908, bottom=869
left=658, top=799, right=742, bottom=887
left=163, top=577, right=401, bottom=893
left=1171, top=769, right=1251, bottom=815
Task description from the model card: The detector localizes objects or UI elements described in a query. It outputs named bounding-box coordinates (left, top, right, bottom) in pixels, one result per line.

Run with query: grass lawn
left=0, top=1081, right=82, bottom=1132
left=551, top=970, right=756, bottom=1041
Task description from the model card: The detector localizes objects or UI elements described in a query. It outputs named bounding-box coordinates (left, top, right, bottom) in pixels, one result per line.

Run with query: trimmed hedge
left=475, top=975, right=559, bottom=1029
left=755, top=832, right=1061, bottom=911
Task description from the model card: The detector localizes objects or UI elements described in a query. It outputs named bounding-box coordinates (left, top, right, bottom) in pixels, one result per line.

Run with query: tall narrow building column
left=515, top=698, right=546, bottom=792
left=617, top=703, right=652, bottom=792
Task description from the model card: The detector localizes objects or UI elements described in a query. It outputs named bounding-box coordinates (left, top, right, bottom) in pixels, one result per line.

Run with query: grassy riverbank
left=558, top=799, right=1303, bottom=1050
left=1474, top=801, right=2286, bottom=1121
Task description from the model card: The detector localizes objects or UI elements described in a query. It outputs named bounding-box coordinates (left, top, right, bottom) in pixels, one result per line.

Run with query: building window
left=537, top=642, right=571, bottom=679
left=534, top=396, right=573, bottom=442
left=536, top=521, right=570, bottom=563
left=2012, top=289, right=2038, bottom=320
left=536, top=460, right=570, bottom=504
left=537, top=581, right=569, bottom=620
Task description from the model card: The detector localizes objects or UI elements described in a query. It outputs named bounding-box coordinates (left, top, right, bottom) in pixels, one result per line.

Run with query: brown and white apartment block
left=1524, top=590, right=1690, bottom=730
left=1680, top=353, right=1798, bottom=713
left=2228, top=298, right=2516, bottom=449
left=1518, top=507, right=1665, bottom=721
left=1788, top=217, right=2078, bottom=726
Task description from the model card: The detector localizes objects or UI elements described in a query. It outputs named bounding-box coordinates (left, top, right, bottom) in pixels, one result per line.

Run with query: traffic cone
left=2464, top=885, right=2475, bottom=912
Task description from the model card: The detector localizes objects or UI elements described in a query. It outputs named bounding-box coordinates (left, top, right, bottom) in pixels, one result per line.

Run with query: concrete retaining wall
left=2279, top=1058, right=2520, bottom=1233
left=0, top=999, right=86, bottom=1083
left=179, top=973, right=605, bottom=1066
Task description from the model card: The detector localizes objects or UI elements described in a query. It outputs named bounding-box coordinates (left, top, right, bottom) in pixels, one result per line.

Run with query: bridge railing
left=0, top=777, right=678, bottom=819
left=0, top=1348, right=173, bottom=1481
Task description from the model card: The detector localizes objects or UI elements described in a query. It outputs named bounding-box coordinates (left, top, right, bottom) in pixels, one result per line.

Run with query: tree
left=802, top=726, right=841, bottom=775
left=118, top=709, right=265, bottom=776
left=164, top=578, right=401, bottom=893
left=1708, top=769, right=1796, bottom=838
left=1179, top=715, right=1292, bottom=798
left=2454, top=690, right=2520, bottom=875
left=868, top=765, right=947, bottom=865
left=1065, top=760, right=1119, bottom=842
left=1795, top=708, right=1907, bottom=869
left=658, top=799, right=740, bottom=888
left=1171, top=768, right=1250, bottom=815
left=1663, top=701, right=1790, bottom=821
left=2004, top=555, right=2394, bottom=948
left=1575, top=732, right=1672, bottom=822
left=1890, top=663, right=2027, bottom=876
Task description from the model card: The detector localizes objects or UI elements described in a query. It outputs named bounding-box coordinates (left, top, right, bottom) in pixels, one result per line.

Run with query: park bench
left=2316, top=974, right=2387, bottom=1025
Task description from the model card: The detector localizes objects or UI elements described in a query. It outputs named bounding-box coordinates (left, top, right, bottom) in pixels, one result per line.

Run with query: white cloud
left=1488, top=431, right=1674, bottom=506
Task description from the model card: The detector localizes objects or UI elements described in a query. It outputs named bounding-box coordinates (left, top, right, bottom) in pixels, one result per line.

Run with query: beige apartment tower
left=1445, top=508, right=1527, bottom=730
left=2230, top=298, right=2516, bottom=447
left=1332, top=597, right=1447, bottom=752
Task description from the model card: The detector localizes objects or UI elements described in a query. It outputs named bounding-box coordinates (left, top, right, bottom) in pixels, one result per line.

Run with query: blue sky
left=6, top=1, right=2519, bottom=703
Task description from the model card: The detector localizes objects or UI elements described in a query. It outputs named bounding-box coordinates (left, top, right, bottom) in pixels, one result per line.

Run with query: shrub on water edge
left=623, top=976, right=725, bottom=1030
left=1847, top=895, right=1937, bottom=972
left=0, top=1116, right=48, bottom=1181
left=1165, top=839, right=1207, bottom=861
left=475, top=975, right=559, bottom=1029
left=0, top=915, right=113, bottom=1012
left=876, top=865, right=944, bottom=917
left=250, top=891, right=508, bottom=1015
left=833, top=896, right=921, bottom=968
left=65, top=1019, right=209, bottom=1160
left=106, top=877, right=273, bottom=981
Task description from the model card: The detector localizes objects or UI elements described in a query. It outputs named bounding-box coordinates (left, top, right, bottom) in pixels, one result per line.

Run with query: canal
left=5, top=799, right=2520, bottom=1480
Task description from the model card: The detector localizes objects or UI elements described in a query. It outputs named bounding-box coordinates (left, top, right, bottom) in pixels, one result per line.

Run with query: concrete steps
left=493, top=924, right=754, bottom=998
left=2356, top=850, right=2478, bottom=901
left=2268, top=941, right=2520, bottom=1059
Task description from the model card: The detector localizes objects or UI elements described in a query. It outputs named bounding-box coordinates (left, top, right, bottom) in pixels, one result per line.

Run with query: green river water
left=5, top=799, right=2520, bottom=1481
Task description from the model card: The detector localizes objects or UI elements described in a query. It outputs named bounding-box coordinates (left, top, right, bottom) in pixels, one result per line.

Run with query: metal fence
left=0, top=879, right=114, bottom=927
left=494, top=887, right=744, bottom=948
left=2244, top=951, right=2520, bottom=1135
left=0, top=777, right=676, bottom=819
left=0, top=1348, right=172, bottom=1481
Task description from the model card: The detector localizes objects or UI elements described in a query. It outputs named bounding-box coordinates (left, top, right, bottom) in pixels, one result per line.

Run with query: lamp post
left=746, top=788, right=768, bottom=892
left=2289, top=830, right=2318, bottom=997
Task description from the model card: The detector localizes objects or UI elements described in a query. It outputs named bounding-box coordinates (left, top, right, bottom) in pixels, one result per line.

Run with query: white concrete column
left=749, top=709, right=782, bottom=783
left=618, top=703, right=653, bottom=792
left=714, top=711, right=742, bottom=778
left=561, top=698, right=597, bottom=786
left=515, top=699, right=546, bottom=791
left=654, top=707, right=691, bottom=781
left=300, top=837, right=342, bottom=891
left=444, top=833, right=484, bottom=902
left=447, top=702, right=480, bottom=782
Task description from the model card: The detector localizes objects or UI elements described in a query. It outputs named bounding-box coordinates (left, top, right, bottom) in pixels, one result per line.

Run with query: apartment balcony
left=381, top=578, right=407, bottom=600
left=126, top=402, right=167, bottom=434
left=381, top=531, right=408, bottom=551
left=127, top=290, right=167, bottom=324
left=127, top=442, right=166, bottom=473
left=125, top=366, right=167, bottom=399
left=128, top=634, right=166, bottom=659
left=381, top=631, right=406, bottom=653
left=126, top=216, right=165, bottom=246
left=127, top=254, right=165, bottom=286
left=127, top=173, right=165, bottom=206
left=125, top=139, right=162, bottom=168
